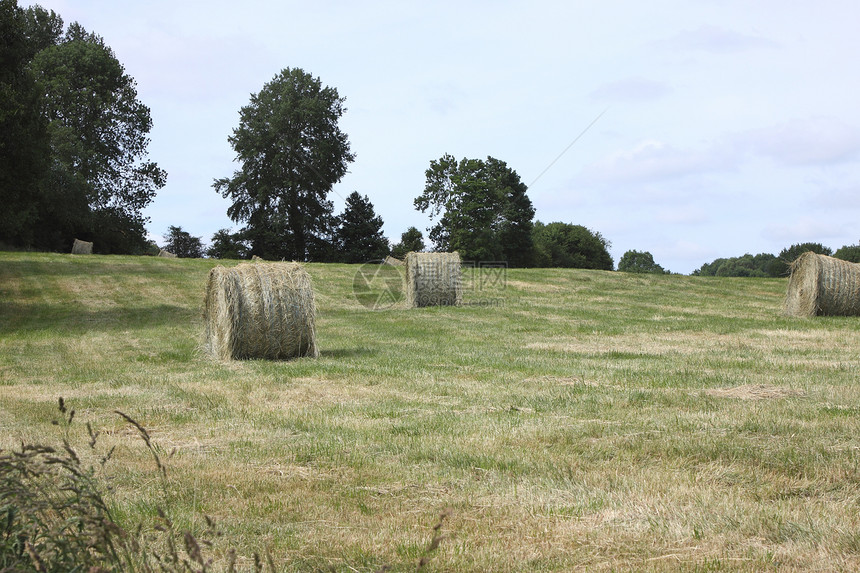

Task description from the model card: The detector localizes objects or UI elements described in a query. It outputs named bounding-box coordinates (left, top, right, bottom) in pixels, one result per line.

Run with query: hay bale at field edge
left=158, top=249, right=177, bottom=258
left=383, top=255, right=404, bottom=267
left=405, top=251, right=462, bottom=308
left=785, top=252, right=860, bottom=317
left=71, top=239, right=93, bottom=255
left=204, top=261, right=318, bottom=360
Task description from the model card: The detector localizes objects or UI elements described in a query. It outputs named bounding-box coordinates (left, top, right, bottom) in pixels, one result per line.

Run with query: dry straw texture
left=204, top=262, right=319, bottom=360
left=158, top=249, right=177, bottom=258
left=383, top=255, right=404, bottom=267
left=405, top=251, right=462, bottom=307
left=71, top=239, right=93, bottom=254
left=785, top=252, right=860, bottom=317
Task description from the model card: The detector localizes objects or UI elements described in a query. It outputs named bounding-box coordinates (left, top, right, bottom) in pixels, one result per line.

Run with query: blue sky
left=27, top=0, right=860, bottom=273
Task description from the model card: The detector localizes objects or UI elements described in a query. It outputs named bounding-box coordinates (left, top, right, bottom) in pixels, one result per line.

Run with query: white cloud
left=581, top=139, right=734, bottom=184
left=737, top=118, right=860, bottom=166
left=590, top=77, right=672, bottom=103
left=662, top=24, right=779, bottom=54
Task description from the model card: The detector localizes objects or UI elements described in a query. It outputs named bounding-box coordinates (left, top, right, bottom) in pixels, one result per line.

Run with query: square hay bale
left=785, top=252, right=860, bottom=317
left=405, top=251, right=462, bottom=307
left=71, top=239, right=93, bottom=255
left=204, top=262, right=318, bottom=360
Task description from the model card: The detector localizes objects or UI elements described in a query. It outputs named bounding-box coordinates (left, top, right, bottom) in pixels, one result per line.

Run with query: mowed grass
left=2, top=251, right=860, bottom=571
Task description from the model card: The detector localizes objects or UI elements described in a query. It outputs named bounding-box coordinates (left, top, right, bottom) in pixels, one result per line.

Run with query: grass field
left=2, top=251, right=860, bottom=571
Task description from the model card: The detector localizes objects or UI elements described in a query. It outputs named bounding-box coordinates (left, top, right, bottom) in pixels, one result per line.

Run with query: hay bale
left=158, top=249, right=177, bottom=258
left=251, top=255, right=264, bottom=261
left=204, top=262, right=318, bottom=360
left=383, top=255, right=404, bottom=267
left=71, top=239, right=92, bottom=255
left=405, top=251, right=462, bottom=307
left=785, top=252, right=860, bottom=317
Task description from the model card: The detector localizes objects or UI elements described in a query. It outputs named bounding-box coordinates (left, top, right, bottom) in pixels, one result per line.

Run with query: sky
left=24, top=0, right=860, bottom=274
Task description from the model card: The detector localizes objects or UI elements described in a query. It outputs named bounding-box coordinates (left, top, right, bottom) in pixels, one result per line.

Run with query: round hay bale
left=405, top=251, right=462, bottom=307
left=158, top=249, right=177, bottom=258
left=383, top=255, right=404, bottom=267
left=204, top=262, right=319, bottom=360
left=71, top=239, right=93, bottom=255
left=785, top=252, right=860, bottom=317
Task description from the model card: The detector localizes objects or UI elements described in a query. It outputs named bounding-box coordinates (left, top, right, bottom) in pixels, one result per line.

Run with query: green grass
left=2, top=251, right=860, bottom=571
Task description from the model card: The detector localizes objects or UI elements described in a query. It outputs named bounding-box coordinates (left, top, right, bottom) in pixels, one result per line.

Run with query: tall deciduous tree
left=0, top=0, right=50, bottom=246
left=30, top=22, right=165, bottom=252
left=214, top=68, right=354, bottom=261
left=163, top=225, right=204, bottom=258
left=532, top=221, right=614, bottom=270
left=415, top=154, right=535, bottom=265
left=335, top=192, right=389, bottom=263
left=391, top=226, right=425, bottom=258
left=617, top=249, right=667, bottom=274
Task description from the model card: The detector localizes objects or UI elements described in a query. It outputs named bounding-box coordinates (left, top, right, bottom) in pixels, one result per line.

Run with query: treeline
left=0, top=2, right=165, bottom=254
left=693, top=242, right=860, bottom=277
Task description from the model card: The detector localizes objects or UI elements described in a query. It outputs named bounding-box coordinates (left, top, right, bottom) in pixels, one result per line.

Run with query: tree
left=770, top=242, right=833, bottom=276
left=693, top=253, right=780, bottom=277
left=0, top=6, right=165, bottom=252
left=532, top=222, right=613, bottom=270
left=163, top=225, right=204, bottom=258
left=214, top=67, right=354, bottom=261
left=617, top=250, right=668, bottom=274
left=834, top=242, right=860, bottom=263
left=206, top=228, right=249, bottom=260
left=414, top=154, right=535, bottom=266
left=333, top=192, right=389, bottom=263
left=390, top=226, right=425, bottom=259
left=0, top=0, right=50, bottom=247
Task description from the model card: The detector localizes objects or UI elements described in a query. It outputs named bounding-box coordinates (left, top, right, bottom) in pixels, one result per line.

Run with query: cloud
left=737, top=118, right=860, bottom=166
left=581, top=139, right=733, bottom=184
left=763, top=216, right=851, bottom=242
left=590, top=77, right=672, bottom=103
left=663, top=24, right=779, bottom=54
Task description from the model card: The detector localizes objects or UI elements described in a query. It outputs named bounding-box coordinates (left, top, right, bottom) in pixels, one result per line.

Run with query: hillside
left=2, top=252, right=860, bottom=571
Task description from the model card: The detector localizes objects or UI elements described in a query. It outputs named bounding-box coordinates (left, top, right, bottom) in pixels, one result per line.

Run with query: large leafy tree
left=617, top=249, right=667, bottom=274
left=30, top=22, right=165, bottom=252
left=1, top=3, right=164, bottom=253
left=415, top=154, right=534, bottom=266
left=693, top=253, right=780, bottom=277
left=214, top=67, right=354, bottom=261
left=390, top=226, right=425, bottom=258
left=334, top=191, right=389, bottom=263
left=163, top=225, right=204, bottom=258
left=0, top=0, right=50, bottom=246
left=834, top=242, right=860, bottom=263
left=533, top=221, right=614, bottom=270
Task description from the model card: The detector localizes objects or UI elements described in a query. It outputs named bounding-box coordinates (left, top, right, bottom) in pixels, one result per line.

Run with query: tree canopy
left=834, top=242, right=860, bottom=263
left=415, top=154, right=535, bottom=266
left=391, top=227, right=425, bottom=259
left=214, top=67, right=354, bottom=261
left=617, top=250, right=667, bottom=274
left=532, top=222, right=613, bottom=270
left=1, top=2, right=164, bottom=253
left=334, top=192, right=389, bottom=263
left=163, top=226, right=204, bottom=258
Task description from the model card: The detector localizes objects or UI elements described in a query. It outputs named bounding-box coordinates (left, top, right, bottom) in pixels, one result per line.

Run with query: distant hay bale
left=251, top=255, right=264, bottom=261
left=158, top=249, right=177, bottom=258
left=71, top=239, right=92, bottom=255
left=204, top=262, right=318, bottom=360
left=785, top=252, right=860, bottom=317
left=383, top=255, right=404, bottom=267
left=405, top=251, right=462, bottom=307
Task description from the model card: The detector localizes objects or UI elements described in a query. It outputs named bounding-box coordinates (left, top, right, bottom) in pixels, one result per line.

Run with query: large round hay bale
left=158, top=249, right=177, bottom=258
left=785, top=252, right=860, bottom=317
left=204, top=262, right=319, bottom=360
left=71, top=239, right=93, bottom=254
left=405, top=251, right=462, bottom=307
